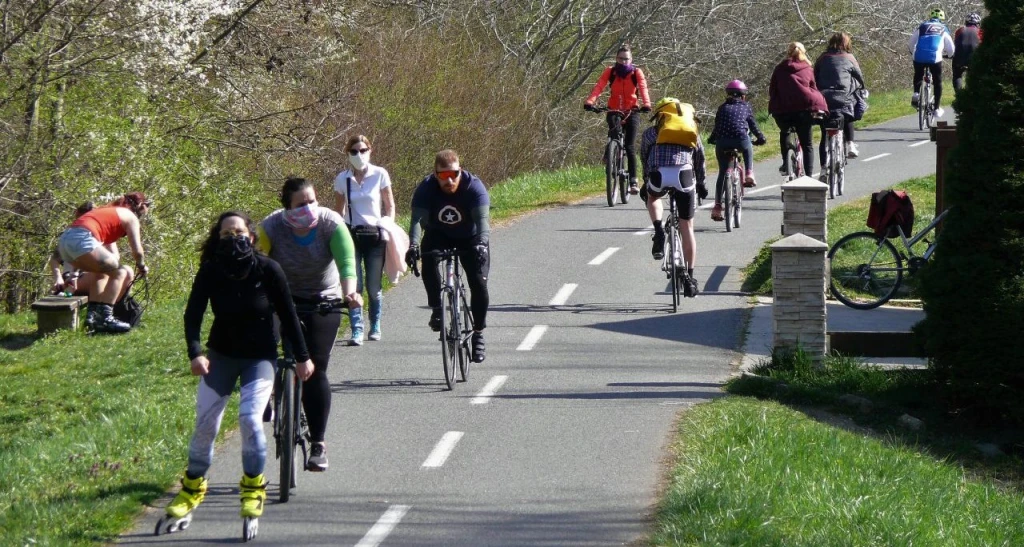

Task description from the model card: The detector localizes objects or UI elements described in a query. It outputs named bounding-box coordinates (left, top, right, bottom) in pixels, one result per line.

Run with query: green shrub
left=916, top=2, right=1024, bottom=425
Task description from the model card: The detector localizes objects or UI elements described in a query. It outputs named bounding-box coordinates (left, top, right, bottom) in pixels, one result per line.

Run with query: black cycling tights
left=607, top=112, right=641, bottom=181
left=913, top=62, right=944, bottom=107
left=421, top=231, right=490, bottom=330
left=773, top=111, right=815, bottom=176
left=283, top=306, right=341, bottom=444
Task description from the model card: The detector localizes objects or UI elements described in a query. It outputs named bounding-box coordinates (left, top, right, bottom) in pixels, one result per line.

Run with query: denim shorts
left=57, top=227, right=101, bottom=263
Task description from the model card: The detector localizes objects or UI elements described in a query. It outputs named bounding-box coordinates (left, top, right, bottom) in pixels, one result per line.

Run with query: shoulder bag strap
left=346, top=176, right=354, bottom=225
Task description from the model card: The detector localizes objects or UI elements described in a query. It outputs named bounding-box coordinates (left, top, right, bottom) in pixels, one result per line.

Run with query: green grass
left=743, top=175, right=937, bottom=295
left=651, top=396, right=1024, bottom=546
left=0, top=302, right=230, bottom=546
left=488, top=165, right=604, bottom=220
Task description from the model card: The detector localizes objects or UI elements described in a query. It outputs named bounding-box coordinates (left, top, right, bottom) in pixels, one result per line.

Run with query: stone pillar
left=771, top=234, right=828, bottom=363
left=781, top=177, right=828, bottom=243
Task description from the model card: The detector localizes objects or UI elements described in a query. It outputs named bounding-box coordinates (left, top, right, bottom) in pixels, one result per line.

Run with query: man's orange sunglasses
left=436, top=169, right=459, bottom=180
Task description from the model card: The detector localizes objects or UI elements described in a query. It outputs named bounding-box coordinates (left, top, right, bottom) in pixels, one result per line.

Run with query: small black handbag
left=346, top=176, right=382, bottom=247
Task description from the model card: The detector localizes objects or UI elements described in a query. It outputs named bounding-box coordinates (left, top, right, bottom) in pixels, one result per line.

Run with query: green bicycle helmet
left=930, top=8, right=946, bottom=21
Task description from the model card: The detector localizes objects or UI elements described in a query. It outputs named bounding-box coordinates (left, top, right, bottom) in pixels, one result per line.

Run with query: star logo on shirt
left=438, top=206, right=462, bottom=225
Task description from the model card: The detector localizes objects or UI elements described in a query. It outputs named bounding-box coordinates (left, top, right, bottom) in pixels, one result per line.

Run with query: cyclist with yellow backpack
left=584, top=44, right=652, bottom=194
left=639, top=97, right=706, bottom=295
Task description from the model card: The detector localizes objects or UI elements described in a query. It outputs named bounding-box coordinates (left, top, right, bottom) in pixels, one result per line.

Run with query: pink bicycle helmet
left=725, top=79, right=748, bottom=96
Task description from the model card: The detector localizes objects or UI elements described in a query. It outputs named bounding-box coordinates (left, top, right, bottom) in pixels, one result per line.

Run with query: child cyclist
left=707, top=80, right=766, bottom=222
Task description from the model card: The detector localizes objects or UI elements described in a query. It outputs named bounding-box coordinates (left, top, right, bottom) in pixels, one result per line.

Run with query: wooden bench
left=31, top=295, right=89, bottom=335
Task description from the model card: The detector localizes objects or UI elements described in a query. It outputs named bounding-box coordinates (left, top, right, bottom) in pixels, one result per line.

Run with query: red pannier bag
left=866, top=190, right=915, bottom=238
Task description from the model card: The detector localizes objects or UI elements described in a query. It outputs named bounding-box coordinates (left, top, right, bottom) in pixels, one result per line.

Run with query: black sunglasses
left=349, top=148, right=370, bottom=155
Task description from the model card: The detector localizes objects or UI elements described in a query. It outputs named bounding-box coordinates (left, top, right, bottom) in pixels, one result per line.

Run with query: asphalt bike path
left=120, top=114, right=939, bottom=545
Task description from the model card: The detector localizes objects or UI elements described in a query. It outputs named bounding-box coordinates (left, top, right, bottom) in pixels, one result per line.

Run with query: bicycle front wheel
left=618, top=148, right=630, bottom=205
left=440, top=288, right=458, bottom=390
left=605, top=141, right=618, bottom=207
left=828, top=232, right=904, bottom=309
left=278, top=367, right=297, bottom=502
left=457, top=289, right=471, bottom=382
left=724, top=169, right=734, bottom=233
left=788, top=149, right=801, bottom=180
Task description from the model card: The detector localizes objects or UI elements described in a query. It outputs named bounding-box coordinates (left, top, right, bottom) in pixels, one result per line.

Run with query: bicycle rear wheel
left=788, top=148, right=801, bottom=180
left=828, top=232, right=904, bottom=309
left=278, top=367, right=297, bottom=502
left=457, top=288, right=471, bottom=382
left=827, top=137, right=837, bottom=199
left=837, top=141, right=846, bottom=196
left=733, top=176, right=742, bottom=228
left=605, top=141, right=618, bottom=207
left=440, top=288, right=458, bottom=390
left=724, top=168, right=734, bottom=233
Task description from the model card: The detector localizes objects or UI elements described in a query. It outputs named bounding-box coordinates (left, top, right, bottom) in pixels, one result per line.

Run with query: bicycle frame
left=592, top=106, right=635, bottom=206
left=893, top=207, right=949, bottom=263
left=439, top=252, right=474, bottom=347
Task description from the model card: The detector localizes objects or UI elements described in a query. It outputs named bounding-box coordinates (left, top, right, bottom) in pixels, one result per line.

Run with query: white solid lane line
left=909, top=139, right=931, bottom=147
left=355, top=505, right=411, bottom=547
left=588, top=247, right=620, bottom=265
left=634, top=224, right=653, bottom=235
left=517, top=325, right=548, bottom=351
left=422, top=432, right=464, bottom=468
left=472, top=375, right=508, bottom=405
left=549, top=283, right=578, bottom=305
left=861, top=153, right=891, bottom=162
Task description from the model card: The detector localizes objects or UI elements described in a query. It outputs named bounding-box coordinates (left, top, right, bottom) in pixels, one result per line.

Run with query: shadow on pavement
left=590, top=307, right=742, bottom=350
left=332, top=378, right=449, bottom=394
left=492, top=389, right=724, bottom=401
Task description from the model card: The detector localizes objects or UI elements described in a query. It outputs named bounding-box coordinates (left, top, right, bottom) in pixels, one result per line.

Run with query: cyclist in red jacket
left=953, top=12, right=983, bottom=95
left=584, top=44, right=653, bottom=195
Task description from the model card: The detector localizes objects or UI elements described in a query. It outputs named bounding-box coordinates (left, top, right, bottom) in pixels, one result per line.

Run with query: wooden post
left=931, top=121, right=958, bottom=227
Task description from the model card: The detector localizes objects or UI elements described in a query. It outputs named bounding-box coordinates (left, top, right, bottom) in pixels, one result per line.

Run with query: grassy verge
left=742, top=174, right=937, bottom=295
left=650, top=395, right=1024, bottom=546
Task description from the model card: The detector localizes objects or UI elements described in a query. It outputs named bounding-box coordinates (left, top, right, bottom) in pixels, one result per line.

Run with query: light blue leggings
left=186, top=350, right=273, bottom=478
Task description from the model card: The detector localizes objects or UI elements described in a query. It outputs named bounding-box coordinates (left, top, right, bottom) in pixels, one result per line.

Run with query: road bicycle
left=661, top=188, right=695, bottom=313
left=827, top=207, right=950, bottom=309
left=414, top=249, right=474, bottom=389
left=720, top=148, right=745, bottom=232
left=276, top=298, right=348, bottom=502
left=590, top=106, right=637, bottom=207
left=918, top=69, right=936, bottom=130
left=822, top=113, right=847, bottom=199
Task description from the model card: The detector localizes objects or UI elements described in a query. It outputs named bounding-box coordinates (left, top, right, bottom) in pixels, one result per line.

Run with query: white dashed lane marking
left=588, top=247, right=620, bottom=265
left=517, top=325, right=548, bottom=351
left=549, top=283, right=578, bottom=305
left=861, top=153, right=891, bottom=162
left=355, top=505, right=410, bottom=547
left=422, top=432, right=464, bottom=468
left=472, top=375, right=508, bottom=405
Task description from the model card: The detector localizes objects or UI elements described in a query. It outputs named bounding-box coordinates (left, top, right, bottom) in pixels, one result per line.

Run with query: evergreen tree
left=916, top=0, right=1024, bottom=424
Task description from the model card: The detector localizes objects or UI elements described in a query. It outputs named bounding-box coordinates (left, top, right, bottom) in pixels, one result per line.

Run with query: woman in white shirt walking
left=333, top=135, right=396, bottom=344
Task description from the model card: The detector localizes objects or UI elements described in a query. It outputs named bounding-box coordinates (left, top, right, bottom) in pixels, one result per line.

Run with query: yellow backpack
left=655, top=101, right=699, bottom=148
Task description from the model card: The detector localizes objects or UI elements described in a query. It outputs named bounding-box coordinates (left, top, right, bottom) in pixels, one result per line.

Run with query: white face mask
left=349, top=151, right=369, bottom=171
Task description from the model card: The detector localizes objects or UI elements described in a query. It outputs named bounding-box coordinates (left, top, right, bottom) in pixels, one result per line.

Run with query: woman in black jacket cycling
left=814, top=32, right=866, bottom=160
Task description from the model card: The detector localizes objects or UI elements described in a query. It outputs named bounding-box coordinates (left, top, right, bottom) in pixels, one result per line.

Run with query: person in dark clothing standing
left=953, top=13, right=983, bottom=95
left=814, top=32, right=867, bottom=160
left=405, top=149, right=491, bottom=363
left=769, top=42, right=829, bottom=177
left=164, top=211, right=313, bottom=526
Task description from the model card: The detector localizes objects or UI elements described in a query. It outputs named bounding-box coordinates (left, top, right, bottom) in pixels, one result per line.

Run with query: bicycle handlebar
left=411, top=248, right=461, bottom=278
left=588, top=106, right=641, bottom=115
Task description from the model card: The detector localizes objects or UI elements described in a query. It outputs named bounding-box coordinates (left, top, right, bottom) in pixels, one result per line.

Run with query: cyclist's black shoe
left=472, top=331, right=486, bottom=363
left=307, top=443, right=328, bottom=472
left=428, top=308, right=442, bottom=332
left=778, top=164, right=787, bottom=175
left=652, top=231, right=666, bottom=260
left=683, top=276, right=700, bottom=298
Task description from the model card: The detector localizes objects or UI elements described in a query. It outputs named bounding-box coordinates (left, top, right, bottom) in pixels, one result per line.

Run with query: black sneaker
left=307, top=443, right=328, bottom=471
left=471, top=331, right=486, bottom=363
left=652, top=231, right=665, bottom=260
left=92, top=314, right=131, bottom=334
left=683, top=276, right=700, bottom=298
left=428, top=308, right=442, bottom=332
left=778, top=164, right=787, bottom=175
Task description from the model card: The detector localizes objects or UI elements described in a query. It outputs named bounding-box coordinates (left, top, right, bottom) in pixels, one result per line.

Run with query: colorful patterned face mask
left=283, top=203, right=320, bottom=230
